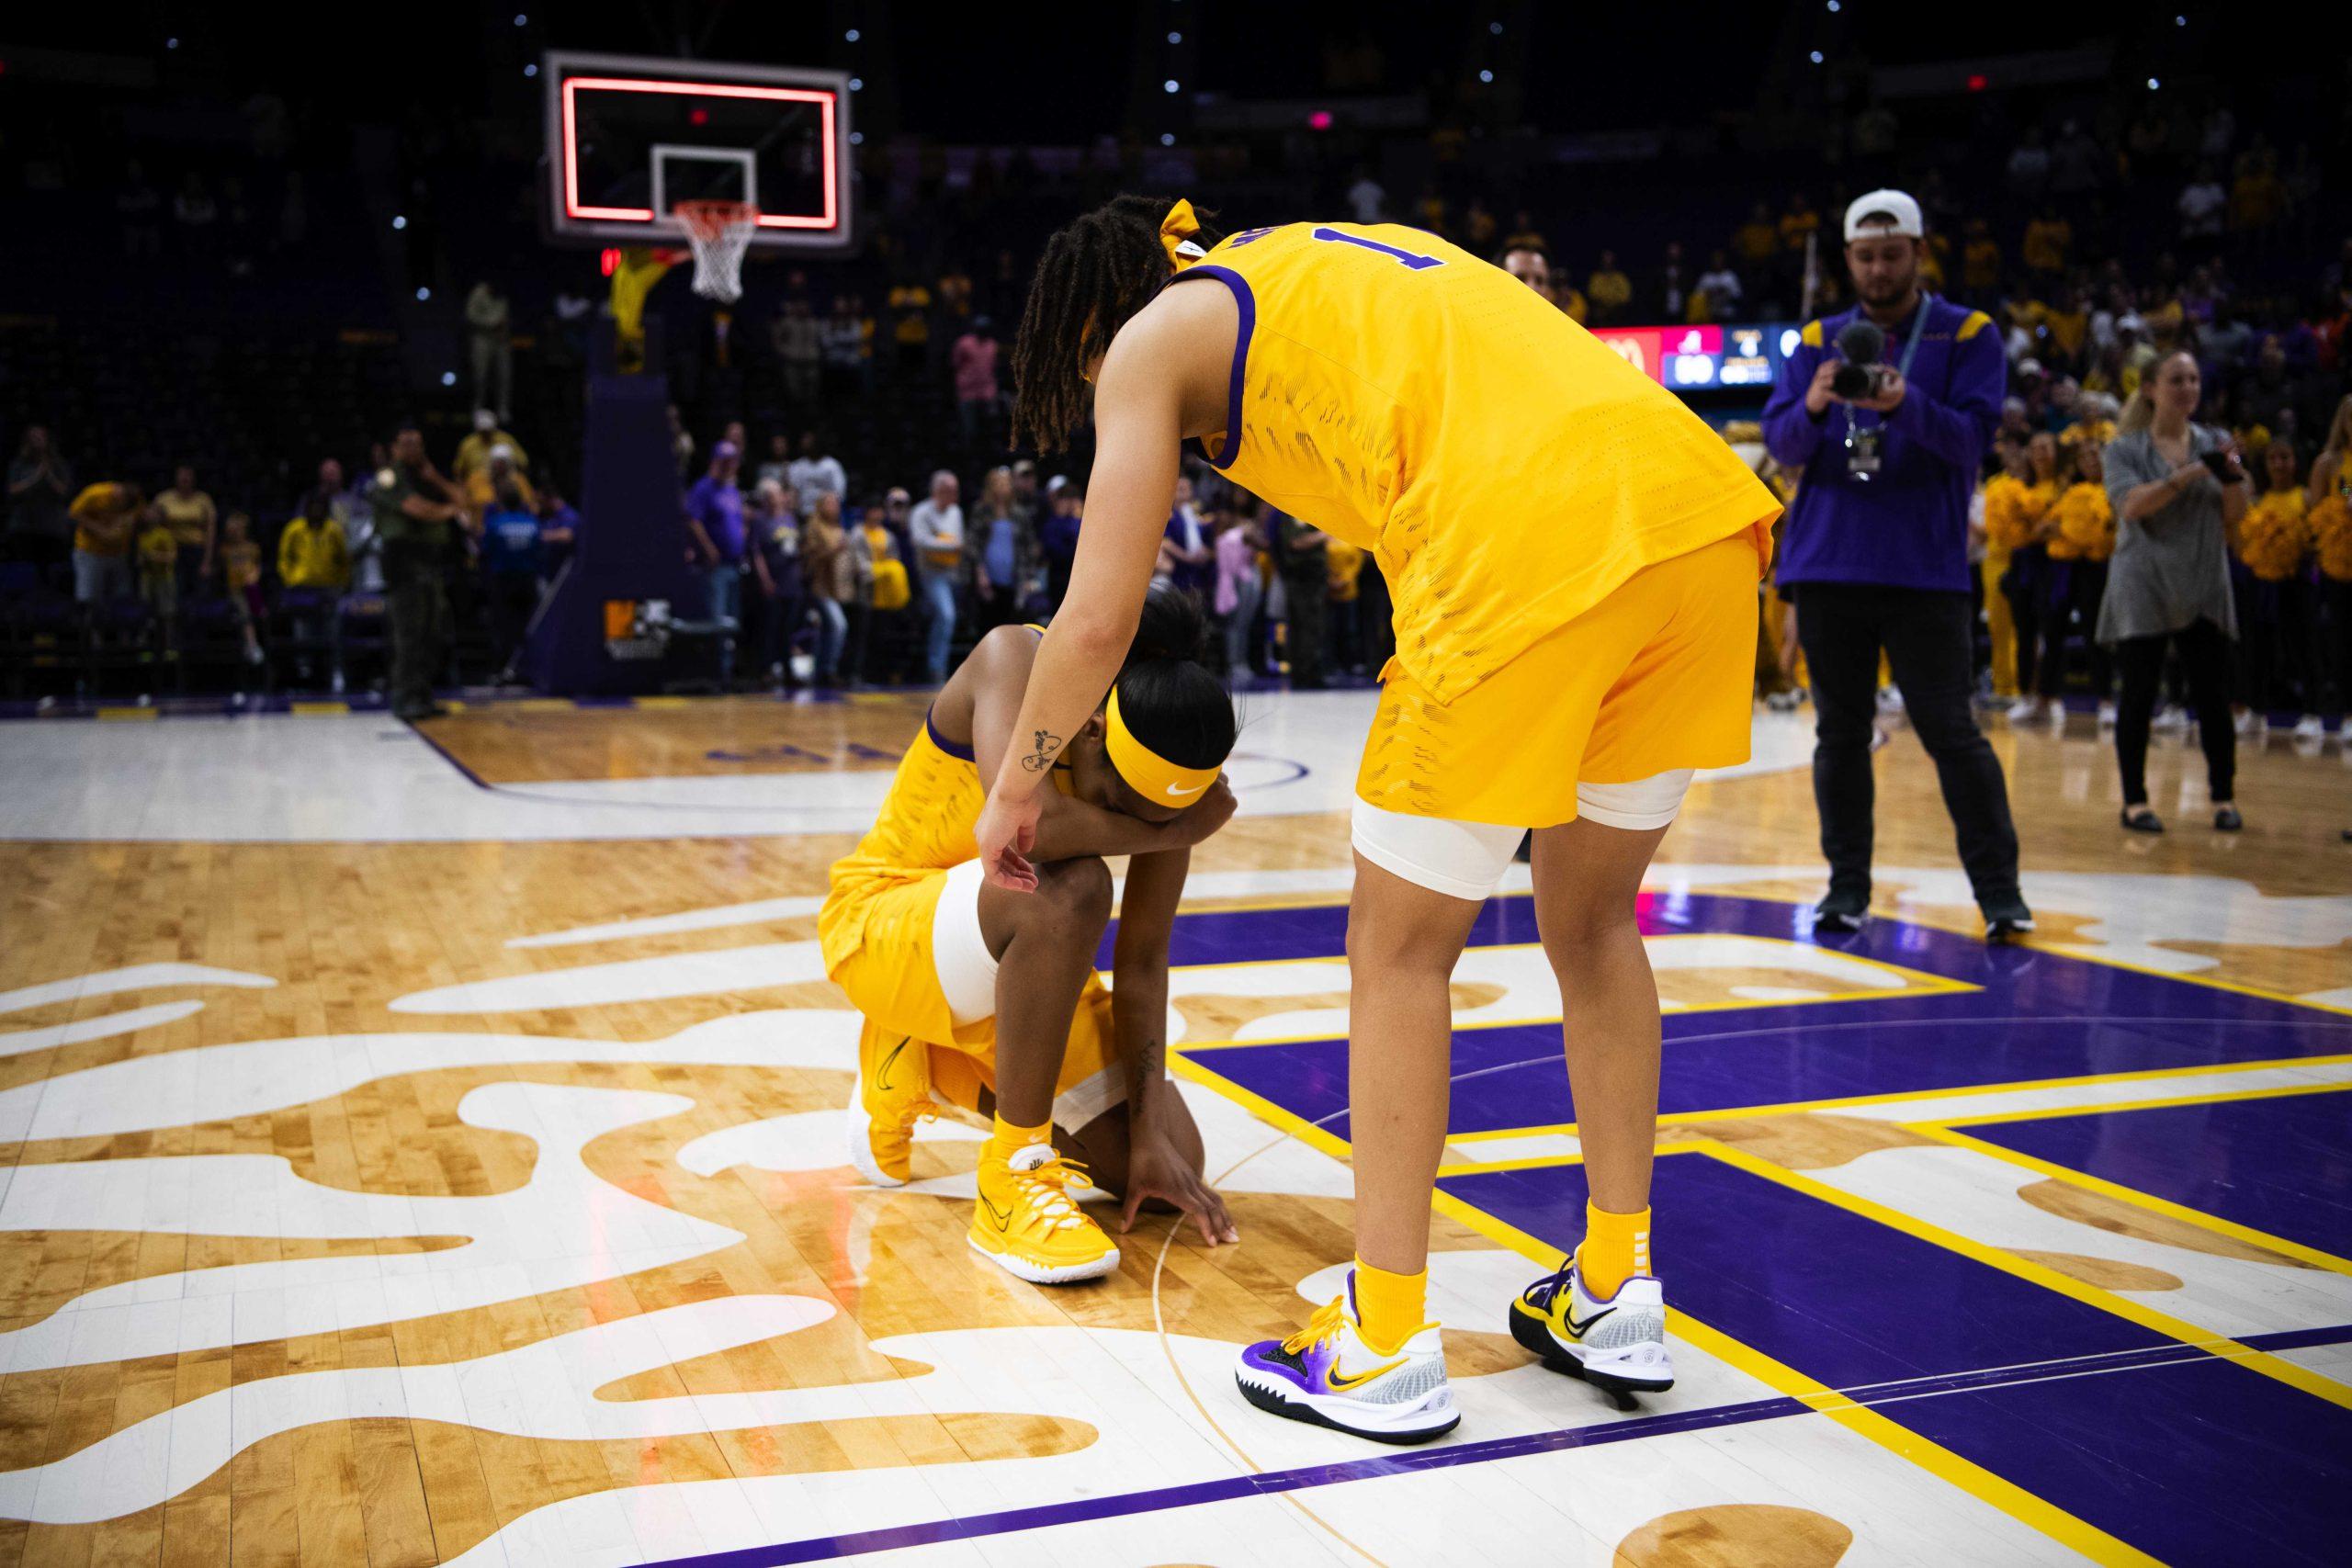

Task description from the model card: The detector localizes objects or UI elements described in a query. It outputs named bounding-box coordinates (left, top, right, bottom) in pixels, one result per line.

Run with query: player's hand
left=1120, top=1122, right=1238, bottom=1246
left=974, top=787, right=1042, bottom=892
left=1852, top=369, right=1906, bottom=413
left=1170, top=775, right=1238, bottom=846
left=1803, top=359, right=1842, bottom=416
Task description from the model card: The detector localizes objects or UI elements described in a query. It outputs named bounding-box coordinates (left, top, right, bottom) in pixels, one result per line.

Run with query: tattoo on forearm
left=1136, top=1035, right=1164, bottom=1085
left=1019, top=729, right=1064, bottom=773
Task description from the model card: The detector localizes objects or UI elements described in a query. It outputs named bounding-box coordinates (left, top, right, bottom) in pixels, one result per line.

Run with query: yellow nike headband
left=1105, top=686, right=1221, bottom=807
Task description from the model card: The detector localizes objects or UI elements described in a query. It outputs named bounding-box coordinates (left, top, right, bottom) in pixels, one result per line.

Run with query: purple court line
left=633, top=1326, right=2352, bottom=1567
left=402, top=714, right=493, bottom=790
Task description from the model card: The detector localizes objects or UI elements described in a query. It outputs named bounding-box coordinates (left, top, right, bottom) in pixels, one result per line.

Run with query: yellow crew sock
left=1577, top=1201, right=1653, bottom=1301
left=984, top=1113, right=1052, bottom=1168
left=1351, top=1256, right=1428, bottom=1357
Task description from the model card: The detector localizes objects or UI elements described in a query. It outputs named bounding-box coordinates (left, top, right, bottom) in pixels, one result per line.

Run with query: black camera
left=1831, top=319, right=1892, bottom=400
left=1831, top=361, right=1893, bottom=400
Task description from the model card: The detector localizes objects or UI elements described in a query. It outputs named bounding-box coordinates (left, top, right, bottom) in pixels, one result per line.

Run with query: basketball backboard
left=542, top=51, right=853, bottom=254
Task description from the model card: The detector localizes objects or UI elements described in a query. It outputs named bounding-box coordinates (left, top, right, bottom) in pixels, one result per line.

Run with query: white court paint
left=0, top=1083, right=741, bottom=1374
left=0, top=702, right=1816, bottom=843
left=0, top=962, right=275, bottom=1014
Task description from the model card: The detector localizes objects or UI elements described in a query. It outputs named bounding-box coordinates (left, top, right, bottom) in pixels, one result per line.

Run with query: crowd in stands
left=6, top=63, right=2346, bottom=718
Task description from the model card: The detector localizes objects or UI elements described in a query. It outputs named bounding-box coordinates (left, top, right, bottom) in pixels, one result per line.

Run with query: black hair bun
left=1127, top=580, right=1209, bottom=665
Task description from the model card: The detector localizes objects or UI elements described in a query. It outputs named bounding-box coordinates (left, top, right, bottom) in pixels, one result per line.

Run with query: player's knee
left=1031, top=855, right=1113, bottom=933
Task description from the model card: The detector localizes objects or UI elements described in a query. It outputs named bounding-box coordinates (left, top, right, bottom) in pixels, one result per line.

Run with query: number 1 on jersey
left=1309, top=226, right=1446, bottom=271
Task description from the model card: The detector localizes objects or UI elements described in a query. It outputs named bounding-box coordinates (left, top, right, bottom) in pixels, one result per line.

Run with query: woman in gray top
left=2101, top=350, right=2250, bottom=831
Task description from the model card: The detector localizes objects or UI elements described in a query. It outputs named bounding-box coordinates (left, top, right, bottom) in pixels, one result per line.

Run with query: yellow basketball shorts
left=825, top=860, right=1125, bottom=1132
left=1356, top=532, right=1761, bottom=829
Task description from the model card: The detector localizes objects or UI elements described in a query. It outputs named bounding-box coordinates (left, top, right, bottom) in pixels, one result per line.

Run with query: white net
left=674, top=200, right=760, bottom=303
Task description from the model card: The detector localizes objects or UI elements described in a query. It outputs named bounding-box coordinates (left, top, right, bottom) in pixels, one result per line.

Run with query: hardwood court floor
left=0, top=694, right=2346, bottom=1566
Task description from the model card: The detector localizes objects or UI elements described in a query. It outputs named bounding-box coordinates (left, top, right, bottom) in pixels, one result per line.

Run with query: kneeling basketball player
left=819, top=587, right=1241, bottom=1282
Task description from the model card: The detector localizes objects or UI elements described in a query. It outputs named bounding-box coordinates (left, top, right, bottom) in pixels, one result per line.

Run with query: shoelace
left=1008, top=1155, right=1094, bottom=1234
left=1280, top=1296, right=1348, bottom=1356
left=883, top=1097, right=940, bottom=1138
left=1523, top=1258, right=1576, bottom=1311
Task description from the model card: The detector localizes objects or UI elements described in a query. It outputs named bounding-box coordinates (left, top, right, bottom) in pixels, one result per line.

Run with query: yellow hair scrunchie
left=1160, top=198, right=1208, bottom=272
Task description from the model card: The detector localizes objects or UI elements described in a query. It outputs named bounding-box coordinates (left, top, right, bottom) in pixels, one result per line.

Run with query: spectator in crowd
left=802, top=491, right=855, bottom=688
left=218, top=511, right=266, bottom=666
left=1986, top=431, right=2064, bottom=722
left=1655, top=241, right=1690, bottom=321
left=535, top=484, right=579, bottom=579
left=860, top=494, right=909, bottom=683
left=1761, top=188, right=2030, bottom=941
left=1347, top=166, right=1385, bottom=223
left=377, top=425, right=471, bottom=721
left=2053, top=437, right=2118, bottom=725
left=66, top=481, right=142, bottom=604
left=7, top=425, right=76, bottom=570
left=465, top=281, right=514, bottom=422
left=786, top=430, right=846, bottom=519
left=1160, top=475, right=1214, bottom=597
left=888, top=276, right=933, bottom=376
left=2310, top=399, right=2352, bottom=740
left=684, top=441, right=748, bottom=637
left=464, top=445, right=537, bottom=515
left=909, top=468, right=966, bottom=682
left=1040, top=477, right=1082, bottom=612
left=2006, top=128, right=2052, bottom=201
left=1272, top=504, right=1329, bottom=691
left=668, top=404, right=695, bottom=478
left=774, top=297, right=823, bottom=405
left=277, top=489, right=351, bottom=593
left=968, top=465, right=1028, bottom=635
left=478, top=482, right=546, bottom=684
left=952, top=317, right=1005, bottom=450
left=154, top=464, right=217, bottom=593
left=1500, top=243, right=1551, bottom=301
left=747, top=477, right=803, bottom=688
left=2101, top=352, right=2249, bottom=832
left=2178, top=164, right=2229, bottom=258
left=277, top=486, right=350, bottom=685
left=454, top=410, right=529, bottom=485
left=756, top=433, right=793, bottom=492
left=1009, top=458, right=1043, bottom=535
left=1586, top=250, right=1633, bottom=325
left=1695, top=250, right=1743, bottom=316
left=134, top=508, right=178, bottom=635
left=2233, top=438, right=2315, bottom=733
left=822, top=294, right=875, bottom=393
left=1214, top=502, right=1263, bottom=682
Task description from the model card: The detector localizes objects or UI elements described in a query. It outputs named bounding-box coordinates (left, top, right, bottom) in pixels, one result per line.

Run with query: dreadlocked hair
left=1012, top=194, right=1222, bottom=454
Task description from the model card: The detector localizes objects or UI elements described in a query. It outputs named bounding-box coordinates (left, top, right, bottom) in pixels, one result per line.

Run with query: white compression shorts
left=1349, top=770, right=1695, bottom=904
left=926, top=857, right=1125, bottom=1130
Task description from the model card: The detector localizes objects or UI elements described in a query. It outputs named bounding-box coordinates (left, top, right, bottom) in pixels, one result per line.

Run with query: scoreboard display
left=1587, top=322, right=1802, bottom=393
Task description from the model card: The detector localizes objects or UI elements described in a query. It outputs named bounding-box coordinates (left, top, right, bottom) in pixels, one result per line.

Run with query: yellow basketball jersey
left=820, top=717, right=985, bottom=972
left=1173, top=221, right=1780, bottom=703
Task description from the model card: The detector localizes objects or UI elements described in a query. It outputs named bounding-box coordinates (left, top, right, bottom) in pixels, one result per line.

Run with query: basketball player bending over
left=820, top=585, right=1240, bottom=1283
left=976, top=197, right=1781, bottom=1438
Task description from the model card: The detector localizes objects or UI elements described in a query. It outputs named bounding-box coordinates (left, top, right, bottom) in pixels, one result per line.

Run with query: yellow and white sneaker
left=968, top=1144, right=1120, bottom=1283
left=846, top=1021, right=936, bottom=1188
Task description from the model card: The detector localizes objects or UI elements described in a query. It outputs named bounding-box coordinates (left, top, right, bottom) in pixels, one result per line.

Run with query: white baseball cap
left=1844, top=189, right=1924, bottom=242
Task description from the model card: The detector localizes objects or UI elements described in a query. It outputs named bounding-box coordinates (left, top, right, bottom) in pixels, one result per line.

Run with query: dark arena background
left=0, top=5, right=2346, bottom=1565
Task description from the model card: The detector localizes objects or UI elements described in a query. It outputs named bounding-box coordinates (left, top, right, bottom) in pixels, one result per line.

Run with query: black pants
left=483, top=570, right=539, bottom=675
left=384, top=543, right=451, bottom=716
left=2325, top=581, right=2352, bottom=721
left=1794, top=583, right=2023, bottom=911
left=2063, top=561, right=2114, bottom=701
left=2003, top=546, right=2059, bottom=696
left=2114, top=616, right=2234, bottom=807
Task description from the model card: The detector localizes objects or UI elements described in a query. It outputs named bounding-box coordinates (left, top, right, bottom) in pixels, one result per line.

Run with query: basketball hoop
left=673, top=199, right=761, bottom=302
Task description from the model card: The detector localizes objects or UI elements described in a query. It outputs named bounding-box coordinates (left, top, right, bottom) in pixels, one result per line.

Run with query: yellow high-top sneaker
left=845, top=1021, right=936, bottom=1187
left=968, top=1143, right=1120, bottom=1283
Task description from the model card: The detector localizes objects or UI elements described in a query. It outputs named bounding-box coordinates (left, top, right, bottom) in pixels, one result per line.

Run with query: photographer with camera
left=2100, top=351, right=2250, bottom=834
left=1763, top=190, right=2032, bottom=942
